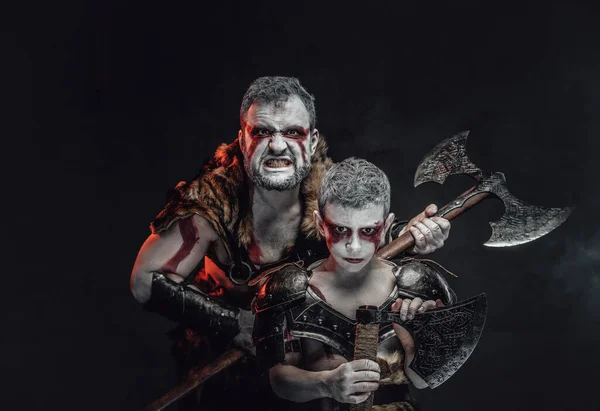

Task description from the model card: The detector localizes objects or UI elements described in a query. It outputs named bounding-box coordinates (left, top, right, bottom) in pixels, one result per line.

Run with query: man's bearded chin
left=244, top=155, right=311, bottom=191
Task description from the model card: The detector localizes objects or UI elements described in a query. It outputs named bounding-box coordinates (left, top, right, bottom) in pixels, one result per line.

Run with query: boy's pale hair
left=318, top=157, right=391, bottom=217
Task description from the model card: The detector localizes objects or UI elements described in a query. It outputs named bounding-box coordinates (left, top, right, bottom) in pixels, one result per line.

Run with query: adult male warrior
left=130, top=77, right=452, bottom=409
left=253, top=158, right=456, bottom=411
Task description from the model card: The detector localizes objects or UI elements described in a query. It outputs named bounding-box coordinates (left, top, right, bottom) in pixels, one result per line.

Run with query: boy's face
left=316, top=202, right=394, bottom=273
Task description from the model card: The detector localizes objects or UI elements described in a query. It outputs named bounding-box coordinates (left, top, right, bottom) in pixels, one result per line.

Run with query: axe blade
left=413, top=131, right=573, bottom=248
left=484, top=187, right=574, bottom=247
left=414, top=130, right=484, bottom=187
left=404, top=293, right=487, bottom=389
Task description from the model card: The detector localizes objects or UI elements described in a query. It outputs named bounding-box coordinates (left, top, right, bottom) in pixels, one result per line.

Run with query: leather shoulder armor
left=394, top=260, right=457, bottom=305
left=252, top=263, right=310, bottom=314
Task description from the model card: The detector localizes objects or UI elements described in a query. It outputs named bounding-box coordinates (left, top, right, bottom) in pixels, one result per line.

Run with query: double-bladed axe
left=350, top=130, right=572, bottom=410
left=377, top=130, right=573, bottom=258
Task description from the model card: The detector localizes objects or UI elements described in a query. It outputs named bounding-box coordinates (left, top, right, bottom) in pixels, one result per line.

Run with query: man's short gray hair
left=318, top=157, right=391, bottom=217
left=240, top=76, right=316, bottom=129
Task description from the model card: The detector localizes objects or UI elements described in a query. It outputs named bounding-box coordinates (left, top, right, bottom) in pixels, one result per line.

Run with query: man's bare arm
left=130, top=214, right=217, bottom=303
left=129, top=215, right=244, bottom=339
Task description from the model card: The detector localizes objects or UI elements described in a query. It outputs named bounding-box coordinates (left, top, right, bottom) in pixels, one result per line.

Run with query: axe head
left=414, top=130, right=483, bottom=186
left=413, top=131, right=573, bottom=247
left=404, top=293, right=487, bottom=388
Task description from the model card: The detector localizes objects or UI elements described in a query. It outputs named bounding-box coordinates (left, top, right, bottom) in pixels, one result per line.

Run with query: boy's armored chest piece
left=286, top=286, right=399, bottom=361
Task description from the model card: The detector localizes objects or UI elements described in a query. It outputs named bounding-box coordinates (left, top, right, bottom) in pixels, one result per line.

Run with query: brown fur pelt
left=150, top=135, right=333, bottom=257
left=372, top=401, right=419, bottom=411
left=377, top=350, right=409, bottom=385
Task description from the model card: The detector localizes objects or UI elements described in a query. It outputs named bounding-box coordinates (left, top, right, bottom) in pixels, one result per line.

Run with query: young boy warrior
left=252, top=158, right=456, bottom=410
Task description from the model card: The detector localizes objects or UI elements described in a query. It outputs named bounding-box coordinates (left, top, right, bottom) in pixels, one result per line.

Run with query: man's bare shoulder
left=190, top=214, right=219, bottom=240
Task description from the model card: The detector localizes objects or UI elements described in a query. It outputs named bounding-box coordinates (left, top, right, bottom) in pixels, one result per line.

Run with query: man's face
left=239, top=96, right=318, bottom=191
left=317, top=203, right=389, bottom=273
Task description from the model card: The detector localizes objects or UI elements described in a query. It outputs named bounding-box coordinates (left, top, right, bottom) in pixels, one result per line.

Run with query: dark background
left=8, top=1, right=600, bottom=410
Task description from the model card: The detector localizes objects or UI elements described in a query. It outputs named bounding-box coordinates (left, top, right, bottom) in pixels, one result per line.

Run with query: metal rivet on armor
left=274, top=326, right=280, bottom=333
left=317, top=318, right=323, bottom=325
left=432, top=289, right=438, bottom=294
left=332, top=324, right=338, bottom=331
left=346, top=332, right=352, bottom=339
left=302, top=314, right=308, bottom=321
left=268, top=294, right=273, bottom=300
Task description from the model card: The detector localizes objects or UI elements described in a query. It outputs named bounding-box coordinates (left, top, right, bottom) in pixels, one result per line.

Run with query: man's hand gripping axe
left=350, top=131, right=572, bottom=410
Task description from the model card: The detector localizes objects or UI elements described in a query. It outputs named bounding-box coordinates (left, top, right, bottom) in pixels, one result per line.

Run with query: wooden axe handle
left=377, top=188, right=490, bottom=260
left=349, top=323, right=380, bottom=411
left=142, top=348, right=246, bottom=411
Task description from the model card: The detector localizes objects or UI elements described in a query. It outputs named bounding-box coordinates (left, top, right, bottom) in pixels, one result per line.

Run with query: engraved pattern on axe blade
left=414, top=131, right=484, bottom=187
left=405, top=294, right=487, bottom=388
left=414, top=131, right=573, bottom=247
left=485, top=178, right=574, bottom=247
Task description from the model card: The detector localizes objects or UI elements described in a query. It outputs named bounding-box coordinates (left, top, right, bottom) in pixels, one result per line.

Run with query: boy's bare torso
left=303, top=260, right=403, bottom=372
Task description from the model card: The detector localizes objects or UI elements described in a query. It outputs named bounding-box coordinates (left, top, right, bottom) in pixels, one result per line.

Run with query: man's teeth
left=265, top=159, right=292, bottom=167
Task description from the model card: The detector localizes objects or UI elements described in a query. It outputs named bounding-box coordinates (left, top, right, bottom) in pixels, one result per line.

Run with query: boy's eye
left=361, top=228, right=376, bottom=236
left=333, top=227, right=348, bottom=235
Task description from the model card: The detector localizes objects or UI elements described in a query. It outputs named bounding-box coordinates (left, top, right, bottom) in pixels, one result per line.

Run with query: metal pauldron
left=393, top=260, right=457, bottom=305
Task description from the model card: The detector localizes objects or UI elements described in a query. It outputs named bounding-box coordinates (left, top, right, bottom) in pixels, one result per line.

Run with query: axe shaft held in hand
left=349, top=321, right=380, bottom=411
left=376, top=188, right=490, bottom=260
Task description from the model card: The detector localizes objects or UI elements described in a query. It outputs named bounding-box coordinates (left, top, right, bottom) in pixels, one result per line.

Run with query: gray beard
left=245, top=158, right=311, bottom=191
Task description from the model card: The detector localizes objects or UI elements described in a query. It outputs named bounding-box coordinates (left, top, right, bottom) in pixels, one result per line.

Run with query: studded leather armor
left=252, top=259, right=456, bottom=369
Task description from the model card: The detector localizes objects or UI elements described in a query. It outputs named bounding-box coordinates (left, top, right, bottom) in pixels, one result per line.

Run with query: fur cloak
left=150, top=136, right=333, bottom=259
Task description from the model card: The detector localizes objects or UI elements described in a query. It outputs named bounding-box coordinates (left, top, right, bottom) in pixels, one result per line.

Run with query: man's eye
left=285, top=129, right=299, bottom=136
left=361, top=228, right=376, bottom=236
left=333, top=227, right=348, bottom=234
left=255, top=129, right=271, bottom=136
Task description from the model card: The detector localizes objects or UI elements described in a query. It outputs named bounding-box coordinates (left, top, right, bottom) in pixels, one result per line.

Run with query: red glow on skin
left=248, top=235, right=264, bottom=263
left=245, top=133, right=263, bottom=163
left=161, top=218, right=199, bottom=273
left=309, top=284, right=328, bottom=302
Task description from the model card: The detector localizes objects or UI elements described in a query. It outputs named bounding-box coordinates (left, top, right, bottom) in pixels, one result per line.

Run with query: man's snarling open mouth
left=264, top=158, right=293, bottom=168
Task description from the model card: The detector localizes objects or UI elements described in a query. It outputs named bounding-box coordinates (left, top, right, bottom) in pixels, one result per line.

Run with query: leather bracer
left=143, top=272, right=240, bottom=338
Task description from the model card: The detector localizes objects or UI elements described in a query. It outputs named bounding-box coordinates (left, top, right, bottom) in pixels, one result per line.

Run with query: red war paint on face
left=359, top=221, right=384, bottom=249
left=291, top=127, right=310, bottom=163
left=297, top=138, right=308, bottom=163
left=323, top=218, right=384, bottom=249
left=245, top=133, right=264, bottom=162
left=323, top=217, right=351, bottom=247
left=161, top=218, right=199, bottom=273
